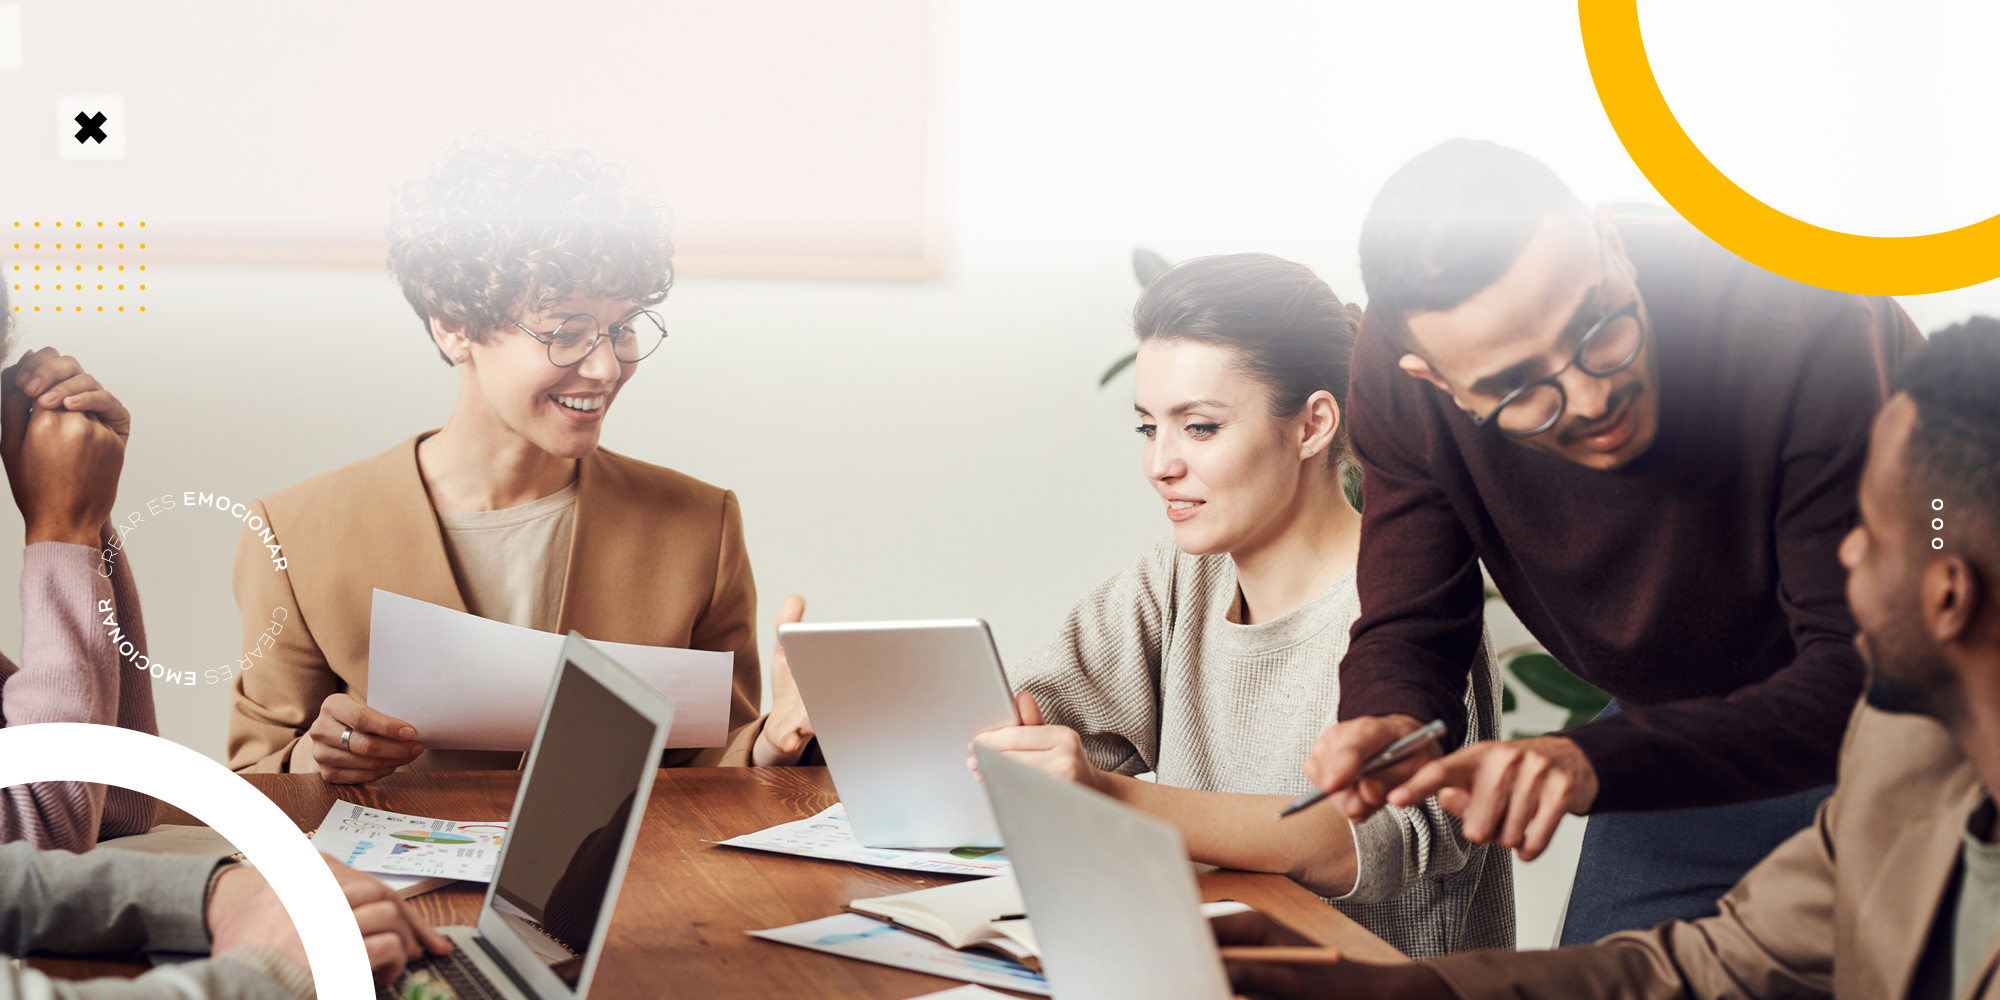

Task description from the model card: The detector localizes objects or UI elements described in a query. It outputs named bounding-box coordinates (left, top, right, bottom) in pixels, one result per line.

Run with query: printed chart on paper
left=311, top=802, right=508, bottom=881
left=716, top=804, right=1011, bottom=877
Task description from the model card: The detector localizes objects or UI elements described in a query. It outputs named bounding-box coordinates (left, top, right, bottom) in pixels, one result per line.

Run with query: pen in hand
left=1275, top=719, right=1448, bottom=819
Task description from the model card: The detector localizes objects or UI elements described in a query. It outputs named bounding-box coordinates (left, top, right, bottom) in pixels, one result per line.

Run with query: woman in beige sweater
left=972, top=254, right=1511, bottom=958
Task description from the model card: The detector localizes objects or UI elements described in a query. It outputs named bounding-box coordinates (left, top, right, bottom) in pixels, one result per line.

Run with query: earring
left=454, top=354, right=466, bottom=363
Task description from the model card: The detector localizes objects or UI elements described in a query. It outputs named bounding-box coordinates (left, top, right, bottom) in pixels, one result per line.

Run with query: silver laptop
left=776, top=619, right=1019, bottom=848
left=383, top=632, right=674, bottom=1000
left=973, top=744, right=1234, bottom=1000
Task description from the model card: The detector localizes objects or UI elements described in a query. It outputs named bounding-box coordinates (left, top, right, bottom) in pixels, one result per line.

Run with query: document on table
left=714, top=804, right=1012, bottom=877
left=366, top=589, right=733, bottom=749
left=309, top=801, right=508, bottom=882
left=750, top=913, right=1050, bottom=996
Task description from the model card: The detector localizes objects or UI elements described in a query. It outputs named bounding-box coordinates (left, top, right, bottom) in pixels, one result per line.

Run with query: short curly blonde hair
left=387, top=135, right=675, bottom=363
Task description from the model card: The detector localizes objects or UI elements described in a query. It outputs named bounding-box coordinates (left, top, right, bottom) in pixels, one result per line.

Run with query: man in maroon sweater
left=1302, top=139, right=1920, bottom=943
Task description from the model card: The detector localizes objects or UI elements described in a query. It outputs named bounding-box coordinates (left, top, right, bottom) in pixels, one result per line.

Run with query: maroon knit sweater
left=0, top=527, right=160, bottom=848
left=1336, top=218, right=1920, bottom=812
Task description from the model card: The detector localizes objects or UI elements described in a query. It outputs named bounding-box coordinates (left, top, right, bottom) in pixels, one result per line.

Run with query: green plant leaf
left=1099, top=350, right=1138, bottom=387
left=1505, top=651, right=1612, bottom=718
left=1501, top=683, right=1517, bottom=713
left=1133, top=248, right=1171, bottom=287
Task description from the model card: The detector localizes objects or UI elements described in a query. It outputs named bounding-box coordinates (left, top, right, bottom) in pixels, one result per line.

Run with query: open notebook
left=847, top=876, right=1040, bottom=969
left=845, top=874, right=1254, bottom=974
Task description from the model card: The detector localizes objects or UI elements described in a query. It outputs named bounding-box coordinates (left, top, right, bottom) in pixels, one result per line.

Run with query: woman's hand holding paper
left=301, top=692, right=426, bottom=783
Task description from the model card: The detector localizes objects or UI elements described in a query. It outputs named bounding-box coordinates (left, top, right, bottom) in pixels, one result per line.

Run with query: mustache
left=1557, top=381, right=1644, bottom=445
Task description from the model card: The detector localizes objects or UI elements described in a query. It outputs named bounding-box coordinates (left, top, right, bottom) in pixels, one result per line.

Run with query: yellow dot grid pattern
left=8, top=222, right=146, bottom=313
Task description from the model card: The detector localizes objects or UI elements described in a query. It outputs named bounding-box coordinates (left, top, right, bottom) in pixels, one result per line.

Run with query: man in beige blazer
left=1218, top=319, right=2000, bottom=999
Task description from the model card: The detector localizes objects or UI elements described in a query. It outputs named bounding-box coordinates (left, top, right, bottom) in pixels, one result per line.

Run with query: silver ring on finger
left=340, top=726, right=354, bottom=753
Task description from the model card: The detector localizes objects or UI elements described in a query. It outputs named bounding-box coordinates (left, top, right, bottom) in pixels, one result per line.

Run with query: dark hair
left=1358, top=139, right=1591, bottom=349
left=387, top=134, right=675, bottom=364
left=1901, top=317, right=2000, bottom=569
left=1133, top=253, right=1362, bottom=495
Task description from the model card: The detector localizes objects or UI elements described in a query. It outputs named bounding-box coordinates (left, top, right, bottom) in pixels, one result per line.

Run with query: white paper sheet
left=910, top=988, right=1018, bottom=1000
left=365, top=589, right=732, bottom=750
left=750, top=913, right=1050, bottom=996
left=714, top=804, right=1012, bottom=877
left=310, top=801, right=508, bottom=882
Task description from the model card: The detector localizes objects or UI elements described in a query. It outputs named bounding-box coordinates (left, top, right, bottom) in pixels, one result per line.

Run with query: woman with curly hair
left=226, top=137, right=813, bottom=779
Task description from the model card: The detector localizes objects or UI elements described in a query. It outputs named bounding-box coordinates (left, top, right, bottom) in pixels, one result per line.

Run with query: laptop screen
left=490, top=659, right=657, bottom=990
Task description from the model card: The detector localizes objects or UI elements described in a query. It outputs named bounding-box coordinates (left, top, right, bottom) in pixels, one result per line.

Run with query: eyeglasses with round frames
left=515, top=309, right=668, bottom=368
left=1470, top=297, right=1647, bottom=439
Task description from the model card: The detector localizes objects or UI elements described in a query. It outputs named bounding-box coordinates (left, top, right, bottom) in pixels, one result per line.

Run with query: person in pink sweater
left=0, top=279, right=159, bottom=850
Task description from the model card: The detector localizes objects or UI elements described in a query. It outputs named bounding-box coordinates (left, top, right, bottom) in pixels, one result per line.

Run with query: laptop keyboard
left=380, top=949, right=508, bottom=1000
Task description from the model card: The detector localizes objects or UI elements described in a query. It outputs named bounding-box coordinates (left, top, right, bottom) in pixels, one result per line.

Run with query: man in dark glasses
left=1230, top=320, right=2000, bottom=1000
left=1305, top=139, right=1921, bottom=943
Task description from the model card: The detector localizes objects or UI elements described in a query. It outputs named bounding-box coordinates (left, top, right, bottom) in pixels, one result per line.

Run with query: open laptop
left=776, top=619, right=1019, bottom=848
left=973, top=743, right=1235, bottom=1000
left=382, top=632, right=674, bottom=1000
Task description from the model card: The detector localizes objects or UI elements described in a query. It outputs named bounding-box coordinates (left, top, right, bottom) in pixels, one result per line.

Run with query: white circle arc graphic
left=0, top=723, right=371, bottom=1000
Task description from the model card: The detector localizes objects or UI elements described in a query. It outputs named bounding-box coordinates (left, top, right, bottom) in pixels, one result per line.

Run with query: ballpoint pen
left=1275, top=719, right=1448, bottom=819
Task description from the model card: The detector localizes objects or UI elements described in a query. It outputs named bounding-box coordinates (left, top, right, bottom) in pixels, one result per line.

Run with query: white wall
left=3, top=0, right=1995, bottom=951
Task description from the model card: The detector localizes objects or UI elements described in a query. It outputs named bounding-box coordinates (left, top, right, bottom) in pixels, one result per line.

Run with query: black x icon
left=74, top=112, right=108, bottom=144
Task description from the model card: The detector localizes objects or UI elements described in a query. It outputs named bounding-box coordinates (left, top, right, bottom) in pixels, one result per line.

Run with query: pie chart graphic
left=390, top=830, right=475, bottom=845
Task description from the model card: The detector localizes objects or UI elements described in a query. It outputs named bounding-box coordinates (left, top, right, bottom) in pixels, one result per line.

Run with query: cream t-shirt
left=435, top=482, right=579, bottom=633
left=418, top=482, right=578, bottom=771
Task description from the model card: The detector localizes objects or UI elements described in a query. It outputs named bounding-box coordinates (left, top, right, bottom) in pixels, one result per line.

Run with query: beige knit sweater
left=1008, top=533, right=1514, bottom=958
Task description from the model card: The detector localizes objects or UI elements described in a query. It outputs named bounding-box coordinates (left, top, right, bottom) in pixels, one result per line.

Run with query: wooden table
left=122, top=767, right=1403, bottom=997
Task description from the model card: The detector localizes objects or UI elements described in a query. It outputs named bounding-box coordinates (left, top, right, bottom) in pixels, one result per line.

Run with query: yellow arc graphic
left=1580, top=0, right=2000, bottom=295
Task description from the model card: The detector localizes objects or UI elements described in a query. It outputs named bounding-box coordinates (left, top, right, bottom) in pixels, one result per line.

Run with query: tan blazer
left=1427, top=700, right=1993, bottom=1000
left=225, top=434, right=762, bottom=773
